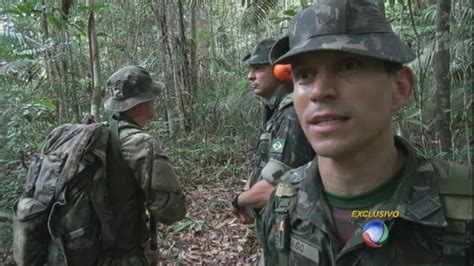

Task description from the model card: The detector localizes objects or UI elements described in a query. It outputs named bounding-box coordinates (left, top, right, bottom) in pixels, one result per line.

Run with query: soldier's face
left=247, top=64, right=281, bottom=99
left=291, top=51, right=413, bottom=159
left=143, top=100, right=156, bottom=122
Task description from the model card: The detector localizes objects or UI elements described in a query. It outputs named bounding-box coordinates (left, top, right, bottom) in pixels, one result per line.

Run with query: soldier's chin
left=312, top=140, right=358, bottom=159
left=253, top=88, right=265, bottom=97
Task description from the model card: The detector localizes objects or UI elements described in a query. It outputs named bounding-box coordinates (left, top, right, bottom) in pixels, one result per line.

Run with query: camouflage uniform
left=261, top=0, right=473, bottom=265
left=243, top=40, right=315, bottom=230
left=247, top=85, right=315, bottom=191
left=262, top=137, right=473, bottom=265
left=100, top=66, right=186, bottom=265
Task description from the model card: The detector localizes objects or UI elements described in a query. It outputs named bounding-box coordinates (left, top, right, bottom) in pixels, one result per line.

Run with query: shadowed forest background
left=0, top=0, right=472, bottom=264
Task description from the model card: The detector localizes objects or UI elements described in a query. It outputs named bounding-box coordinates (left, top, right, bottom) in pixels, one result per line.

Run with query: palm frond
left=0, top=31, right=31, bottom=48
left=450, top=62, right=473, bottom=90
left=189, top=0, right=213, bottom=8
left=0, top=59, right=39, bottom=76
left=241, top=0, right=278, bottom=28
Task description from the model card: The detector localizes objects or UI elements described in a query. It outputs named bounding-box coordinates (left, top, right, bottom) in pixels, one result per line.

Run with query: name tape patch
left=290, top=236, right=319, bottom=263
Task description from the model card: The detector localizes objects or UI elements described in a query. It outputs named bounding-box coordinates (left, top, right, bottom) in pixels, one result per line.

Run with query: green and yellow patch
left=270, top=139, right=285, bottom=153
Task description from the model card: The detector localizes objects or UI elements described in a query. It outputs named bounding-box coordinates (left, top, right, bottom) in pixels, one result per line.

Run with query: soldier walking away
left=230, top=39, right=315, bottom=264
left=12, top=66, right=186, bottom=266
left=261, top=1, right=473, bottom=265
left=100, top=66, right=186, bottom=265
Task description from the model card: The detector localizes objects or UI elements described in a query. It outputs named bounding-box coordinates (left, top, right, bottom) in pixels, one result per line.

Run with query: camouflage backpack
left=12, top=118, right=141, bottom=266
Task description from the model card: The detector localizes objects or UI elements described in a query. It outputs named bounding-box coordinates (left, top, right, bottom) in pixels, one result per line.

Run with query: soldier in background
left=230, top=39, right=314, bottom=260
left=261, top=0, right=473, bottom=265
left=102, top=66, right=186, bottom=265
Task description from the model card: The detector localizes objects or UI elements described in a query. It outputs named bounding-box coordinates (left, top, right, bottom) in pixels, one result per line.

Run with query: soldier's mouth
left=309, top=114, right=349, bottom=125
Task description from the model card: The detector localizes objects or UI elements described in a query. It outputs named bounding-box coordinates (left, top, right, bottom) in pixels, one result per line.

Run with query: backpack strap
left=108, top=117, right=143, bottom=197
left=105, top=117, right=144, bottom=248
left=274, top=182, right=299, bottom=266
left=433, top=160, right=473, bottom=265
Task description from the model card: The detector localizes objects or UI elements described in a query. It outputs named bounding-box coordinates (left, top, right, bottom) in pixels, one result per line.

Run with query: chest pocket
left=273, top=183, right=323, bottom=265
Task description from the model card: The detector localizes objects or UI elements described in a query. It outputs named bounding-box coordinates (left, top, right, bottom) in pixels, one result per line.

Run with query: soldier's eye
left=300, top=72, right=309, bottom=79
left=294, top=70, right=314, bottom=84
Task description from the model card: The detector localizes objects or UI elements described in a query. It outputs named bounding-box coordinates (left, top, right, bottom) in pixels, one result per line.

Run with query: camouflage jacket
left=97, top=120, right=186, bottom=265
left=248, top=84, right=315, bottom=189
left=262, top=136, right=473, bottom=266
left=118, top=120, right=185, bottom=225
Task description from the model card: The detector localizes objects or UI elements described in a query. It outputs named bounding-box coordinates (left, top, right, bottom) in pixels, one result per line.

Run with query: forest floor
left=155, top=151, right=261, bottom=265
left=0, top=146, right=260, bottom=265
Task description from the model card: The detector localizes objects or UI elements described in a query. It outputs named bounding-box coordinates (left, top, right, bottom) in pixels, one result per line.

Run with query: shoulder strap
left=277, top=93, right=293, bottom=112
left=433, top=160, right=473, bottom=220
left=432, top=160, right=473, bottom=265
left=108, top=118, right=141, bottom=197
left=437, top=161, right=472, bottom=196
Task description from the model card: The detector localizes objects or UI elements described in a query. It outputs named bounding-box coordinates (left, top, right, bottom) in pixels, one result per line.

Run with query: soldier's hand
left=231, top=206, right=240, bottom=216
left=231, top=207, right=253, bottom=224
left=237, top=208, right=253, bottom=224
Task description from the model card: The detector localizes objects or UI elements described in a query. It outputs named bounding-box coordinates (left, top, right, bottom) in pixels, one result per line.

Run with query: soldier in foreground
left=231, top=40, right=314, bottom=237
left=101, top=66, right=186, bottom=265
left=261, top=0, right=473, bottom=265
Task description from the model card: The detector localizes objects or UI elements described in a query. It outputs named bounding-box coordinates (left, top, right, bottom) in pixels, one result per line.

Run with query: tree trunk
left=87, top=0, right=102, bottom=120
left=190, top=3, right=198, bottom=129
left=41, top=0, right=61, bottom=124
left=132, top=0, right=144, bottom=63
left=166, top=0, right=186, bottom=133
left=434, top=0, right=451, bottom=154
left=148, top=0, right=176, bottom=137
left=197, top=6, right=211, bottom=91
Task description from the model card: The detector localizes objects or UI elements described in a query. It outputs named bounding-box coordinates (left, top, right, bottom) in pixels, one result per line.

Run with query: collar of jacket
left=115, top=113, right=142, bottom=129
left=263, top=83, right=293, bottom=111
left=390, top=136, right=447, bottom=227
left=296, top=136, right=448, bottom=232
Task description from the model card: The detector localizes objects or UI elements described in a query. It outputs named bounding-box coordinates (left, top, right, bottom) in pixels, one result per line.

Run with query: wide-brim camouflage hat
left=243, top=39, right=276, bottom=65
left=104, top=66, right=164, bottom=112
left=270, top=0, right=416, bottom=65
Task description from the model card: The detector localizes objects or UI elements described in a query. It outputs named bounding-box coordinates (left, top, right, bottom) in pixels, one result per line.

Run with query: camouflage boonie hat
left=104, top=66, right=164, bottom=112
left=270, top=0, right=416, bottom=65
left=243, top=39, right=276, bottom=65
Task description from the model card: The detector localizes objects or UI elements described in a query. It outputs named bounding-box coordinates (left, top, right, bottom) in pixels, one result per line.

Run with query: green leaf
left=17, top=3, right=34, bottom=13
left=197, top=184, right=206, bottom=192
left=34, top=99, right=56, bottom=110
left=47, top=15, right=63, bottom=29
left=0, top=211, right=12, bottom=221
left=171, top=218, right=194, bottom=233
left=283, top=9, right=297, bottom=17
left=96, top=32, right=108, bottom=38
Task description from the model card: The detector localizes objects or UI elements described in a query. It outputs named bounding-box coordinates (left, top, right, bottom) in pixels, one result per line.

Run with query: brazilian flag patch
left=270, top=139, right=285, bottom=153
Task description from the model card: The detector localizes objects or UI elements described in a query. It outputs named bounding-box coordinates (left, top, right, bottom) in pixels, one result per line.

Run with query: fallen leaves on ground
left=156, top=155, right=261, bottom=264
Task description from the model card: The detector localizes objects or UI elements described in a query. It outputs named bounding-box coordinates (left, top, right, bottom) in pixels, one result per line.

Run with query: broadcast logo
left=362, top=219, right=389, bottom=248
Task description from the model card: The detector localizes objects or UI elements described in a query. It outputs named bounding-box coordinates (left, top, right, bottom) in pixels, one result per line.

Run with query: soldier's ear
left=391, top=67, right=414, bottom=113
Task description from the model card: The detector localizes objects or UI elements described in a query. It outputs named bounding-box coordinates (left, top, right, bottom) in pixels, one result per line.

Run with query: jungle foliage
left=0, top=0, right=472, bottom=263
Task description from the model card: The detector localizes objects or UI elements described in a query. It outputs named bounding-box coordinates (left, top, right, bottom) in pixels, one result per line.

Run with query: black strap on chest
left=108, top=116, right=142, bottom=202
left=106, top=116, right=146, bottom=248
